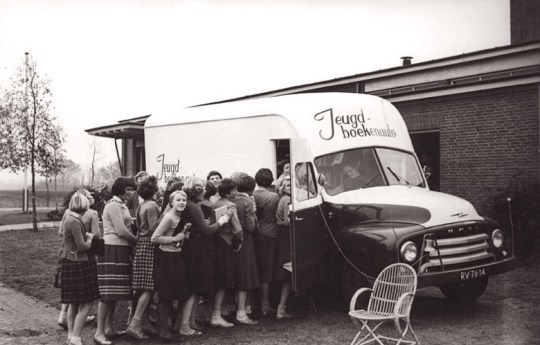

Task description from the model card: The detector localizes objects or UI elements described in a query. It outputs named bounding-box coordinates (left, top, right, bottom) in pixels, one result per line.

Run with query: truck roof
left=145, top=92, right=413, bottom=158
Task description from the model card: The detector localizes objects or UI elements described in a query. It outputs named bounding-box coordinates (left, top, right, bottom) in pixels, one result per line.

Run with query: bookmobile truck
left=144, top=92, right=516, bottom=302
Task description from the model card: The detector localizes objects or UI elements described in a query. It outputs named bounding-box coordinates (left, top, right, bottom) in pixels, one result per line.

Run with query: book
left=214, top=205, right=229, bottom=220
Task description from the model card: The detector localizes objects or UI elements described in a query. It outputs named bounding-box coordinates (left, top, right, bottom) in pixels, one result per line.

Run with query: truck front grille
left=419, top=233, right=495, bottom=273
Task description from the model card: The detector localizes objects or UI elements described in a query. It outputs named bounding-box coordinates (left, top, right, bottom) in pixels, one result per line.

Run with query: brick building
left=87, top=0, right=540, bottom=208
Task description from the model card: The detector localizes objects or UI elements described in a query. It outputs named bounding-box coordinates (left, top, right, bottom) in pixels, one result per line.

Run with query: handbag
left=88, top=235, right=105, bottom=256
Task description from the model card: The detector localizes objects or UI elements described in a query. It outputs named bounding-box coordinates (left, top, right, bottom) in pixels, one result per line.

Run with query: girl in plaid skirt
left=61, top=193, right=100, bottom=345
left=127, top=176, right=161, bottom=339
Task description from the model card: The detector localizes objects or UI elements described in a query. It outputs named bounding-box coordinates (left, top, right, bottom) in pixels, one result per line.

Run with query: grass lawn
left=0, top=190, right=69, bottom=209
left=0, top=228, right=357, bottom=345
left=1, top=228, right=538, bottom=345
left=0, top=209, right=57, bottom=226
left=0, top=228, right=62, bottom=305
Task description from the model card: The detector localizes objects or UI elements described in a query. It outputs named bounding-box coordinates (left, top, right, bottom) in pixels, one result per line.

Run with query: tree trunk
left=54, top=174, right=58, bottom=211
left=45, top=177, right=50, bottom=207
left=31, top=151, right=37, bottom=232
left=30, top=72, right=38, bottom=232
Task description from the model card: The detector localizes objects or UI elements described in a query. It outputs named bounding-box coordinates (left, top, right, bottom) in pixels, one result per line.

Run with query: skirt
left=154, top=249, right=190, bottom=301
left=60, top=259, right=100, bottom=303
left=184, top=234, right=217, bottom=297
left=215, top=236, right=237, bottom=289
left=97, top=245, right=133, bottom=301
left=132, top=237, right=155, bottom=292
left=273, top=226, right=292, bottom=282
left=236, top=233, right=259, bottom=290
left=254, top=234, right=278, bottom=283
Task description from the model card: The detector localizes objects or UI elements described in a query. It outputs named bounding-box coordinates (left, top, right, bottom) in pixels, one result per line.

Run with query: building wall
left=395, top=84, right=540, bottom=208
left=511, top=0, right=540, bottom=44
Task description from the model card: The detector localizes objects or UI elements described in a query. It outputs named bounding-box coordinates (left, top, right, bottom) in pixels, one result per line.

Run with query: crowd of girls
left=56, top=163, right=293, bottom=345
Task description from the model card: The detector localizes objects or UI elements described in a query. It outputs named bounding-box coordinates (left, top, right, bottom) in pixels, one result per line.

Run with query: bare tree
left=88, top=137, right=103, bottom=186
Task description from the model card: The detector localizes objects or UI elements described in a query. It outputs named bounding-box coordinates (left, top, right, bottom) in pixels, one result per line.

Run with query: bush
left=46, top=208, right=65, bottom=221
left=479, top=178, right=540, bottom=264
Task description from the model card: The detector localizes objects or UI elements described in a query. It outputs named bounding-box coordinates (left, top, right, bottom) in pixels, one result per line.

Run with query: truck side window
left=294, top=162, right=317, bottom=202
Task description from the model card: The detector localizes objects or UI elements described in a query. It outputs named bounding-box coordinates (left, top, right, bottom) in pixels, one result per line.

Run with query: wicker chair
left=349, top=263, right=420, bottom=345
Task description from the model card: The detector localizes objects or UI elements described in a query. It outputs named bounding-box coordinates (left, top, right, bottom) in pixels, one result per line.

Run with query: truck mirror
left=423, top=165, right=432, bottom=180
left=318, top=173, right=326, bottom=186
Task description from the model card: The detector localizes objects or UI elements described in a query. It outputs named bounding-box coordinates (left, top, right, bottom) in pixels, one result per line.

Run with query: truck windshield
left=314, top=147, right=426, bottom=196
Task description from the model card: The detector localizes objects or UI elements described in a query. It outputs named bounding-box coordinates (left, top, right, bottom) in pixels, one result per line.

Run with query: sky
left=0, top=0, right=510, bottom=189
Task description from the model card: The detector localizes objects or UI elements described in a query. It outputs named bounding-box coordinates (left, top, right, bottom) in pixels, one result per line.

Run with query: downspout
left=115, top=138, right=124, bottom=175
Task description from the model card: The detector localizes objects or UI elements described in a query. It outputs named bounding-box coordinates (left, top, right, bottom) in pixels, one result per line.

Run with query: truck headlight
left=492, top=229, right=503, bottom=248
left=400, top=241, right=418, bottom=262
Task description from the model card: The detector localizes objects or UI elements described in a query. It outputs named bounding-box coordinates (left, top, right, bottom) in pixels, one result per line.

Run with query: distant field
left=0, top=190, right=70, bottom=209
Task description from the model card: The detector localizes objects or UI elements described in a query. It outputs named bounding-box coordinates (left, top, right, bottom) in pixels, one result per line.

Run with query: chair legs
left=350, top=319, right=420, bottom=345
left=350, top=321, right=385, bottom=345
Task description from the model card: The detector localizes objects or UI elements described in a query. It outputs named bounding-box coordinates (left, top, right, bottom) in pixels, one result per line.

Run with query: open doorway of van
left=410, top=131, right=440, bottom=191
left=274, top=139, right=291, bottom=181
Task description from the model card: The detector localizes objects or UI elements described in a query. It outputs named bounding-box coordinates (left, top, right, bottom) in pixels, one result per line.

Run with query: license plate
left=460, top=268, right=486, bottom=281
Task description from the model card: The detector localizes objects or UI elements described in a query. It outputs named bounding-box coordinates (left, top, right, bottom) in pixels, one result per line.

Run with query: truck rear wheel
left=439, top=277, right=489, bottom=302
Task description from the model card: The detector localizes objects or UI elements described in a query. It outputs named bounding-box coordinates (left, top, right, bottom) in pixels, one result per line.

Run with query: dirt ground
left=1, top=263, right=539, bottom=345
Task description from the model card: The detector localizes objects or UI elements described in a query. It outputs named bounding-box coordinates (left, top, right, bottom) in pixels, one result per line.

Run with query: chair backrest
left=367, top=263, right=417, bottom=317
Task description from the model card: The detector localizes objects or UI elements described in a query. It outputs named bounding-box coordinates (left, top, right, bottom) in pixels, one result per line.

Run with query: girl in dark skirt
left=127, top=176, right=161, bottom=339
left=175, top=177, right=231, bottom=335
left=274, top=178, right=293, bottom=320
left=212, top=179, right=244, bottom=328
left=231, top=173, right=260, bottom=325
left=61, top=193, right=100, bottom=345
left=151, top=190, right=191, bottom=341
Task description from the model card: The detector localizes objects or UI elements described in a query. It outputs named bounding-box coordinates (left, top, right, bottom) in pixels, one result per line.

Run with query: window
left=294, top=162, right=317, bottom=202
left=314, top=147, right=425, bottom=196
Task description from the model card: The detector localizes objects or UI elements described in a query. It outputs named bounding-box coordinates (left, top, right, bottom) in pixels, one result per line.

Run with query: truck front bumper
left=417, top=256, right=518, bottom=288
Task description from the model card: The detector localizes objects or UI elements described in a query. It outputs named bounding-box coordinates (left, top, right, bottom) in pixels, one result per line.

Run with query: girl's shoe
left=92, top=336, right=112, bottom=345
left=235, top=315, right=258, bottom=325
left=68, top=336, right=83, bottom=345
left=127, top=325, right=149, bottom=339
left=210, top=316, right=234, bottom=328
left=276, top=305, right=293, bottom=320
left=179, top=326, right=203, bottom=336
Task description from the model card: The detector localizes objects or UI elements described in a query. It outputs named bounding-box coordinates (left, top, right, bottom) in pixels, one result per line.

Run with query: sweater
left=276, top=194, right=291, bottom=227
left=61, top=211, right=92, bottom=262
left=214, top=197, right=243, bottom=245
left=235, top=193, right=257, bottom=233
left=102, top=196, right=137, bottom=246
left=137, top=199, right=160, bottom=237
left=151, top=211, right=183, bottom=252
left=183, top=200, right=221, bottom=237
left=253, top=188, right=279, bottom=238
left=59, top=208, right=100, bottom=237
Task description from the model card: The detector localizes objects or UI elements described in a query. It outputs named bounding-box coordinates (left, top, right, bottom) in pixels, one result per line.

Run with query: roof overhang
left=86, top=122, right=145, bottom=139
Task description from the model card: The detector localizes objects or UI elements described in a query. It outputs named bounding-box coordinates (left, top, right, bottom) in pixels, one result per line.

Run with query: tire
left=341, top=263, right=370, bottom=308
left=439, top=277, right=489, bottom=302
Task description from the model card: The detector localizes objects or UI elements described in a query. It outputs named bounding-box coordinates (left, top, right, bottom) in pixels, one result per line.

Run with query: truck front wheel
left=439, top=277, right=489, bottom=302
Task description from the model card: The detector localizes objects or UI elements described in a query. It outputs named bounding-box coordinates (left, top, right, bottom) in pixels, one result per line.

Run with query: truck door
left=290, top=138, right=325, bottom=292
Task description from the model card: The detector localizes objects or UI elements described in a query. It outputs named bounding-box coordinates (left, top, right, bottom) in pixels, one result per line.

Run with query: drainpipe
left=114, top=138, right=124, bottom=175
